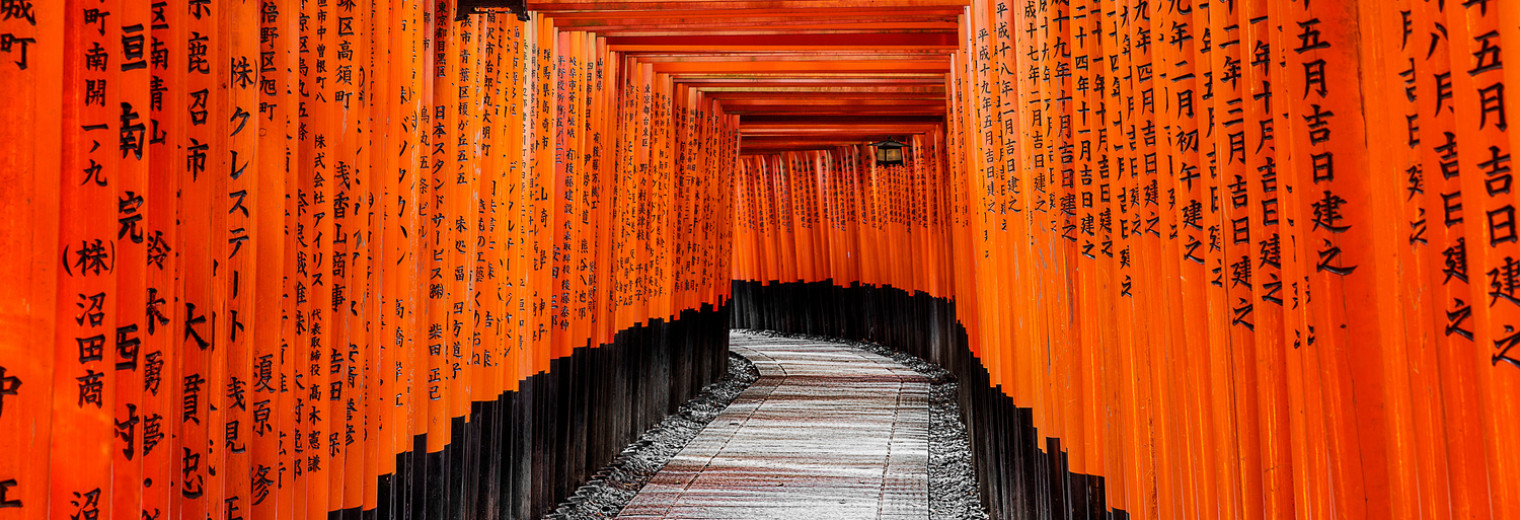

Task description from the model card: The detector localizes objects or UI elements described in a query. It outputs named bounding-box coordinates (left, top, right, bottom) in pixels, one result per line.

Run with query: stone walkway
left=617, top=332, right=931, bottom=520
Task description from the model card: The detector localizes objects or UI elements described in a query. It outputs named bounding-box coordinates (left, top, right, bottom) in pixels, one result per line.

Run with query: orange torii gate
left=730, top=1, right=1520, bottom=520
left=3, top=0, right=1520, bottom=519
left=0, top=1, right=738, bottom=519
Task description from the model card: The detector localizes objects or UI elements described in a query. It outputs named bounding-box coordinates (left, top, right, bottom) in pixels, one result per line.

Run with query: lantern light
left=871, top=137, right=906, bottom=166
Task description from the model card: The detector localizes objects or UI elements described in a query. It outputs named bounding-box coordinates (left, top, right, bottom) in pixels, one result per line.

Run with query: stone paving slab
left=617, top=332, right=931, bottom=520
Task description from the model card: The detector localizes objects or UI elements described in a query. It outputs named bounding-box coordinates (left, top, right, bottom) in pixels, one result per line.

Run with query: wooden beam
left=528, top=1, right=971, bottom=12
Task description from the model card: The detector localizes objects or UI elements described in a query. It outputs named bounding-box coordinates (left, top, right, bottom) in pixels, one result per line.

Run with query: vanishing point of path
left=617, top=332, right=932, bottom=520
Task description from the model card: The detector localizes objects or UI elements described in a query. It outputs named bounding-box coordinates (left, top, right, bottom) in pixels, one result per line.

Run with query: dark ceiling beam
left=528, top=1, right=971, bottom=12
left=604, top=33, right=957, bottom=47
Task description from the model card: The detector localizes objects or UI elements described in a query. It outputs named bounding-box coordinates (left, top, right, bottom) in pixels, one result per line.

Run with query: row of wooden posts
left=731, top=0, right=1520, bottom=518
left=7, top=0, right=1520, bottom=518
left=0, top=0, right=738, bottom=518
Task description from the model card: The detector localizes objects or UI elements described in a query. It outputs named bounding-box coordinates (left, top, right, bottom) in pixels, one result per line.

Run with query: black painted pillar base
left=350, top=301, right=730, bottom=520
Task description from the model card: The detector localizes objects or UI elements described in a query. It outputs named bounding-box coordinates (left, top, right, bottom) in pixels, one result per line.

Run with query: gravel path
left=545, top=331, right=987, bottom=520
left=542, top=352, right=760, bottom=519
left=747, top=331, right=989, bottom=520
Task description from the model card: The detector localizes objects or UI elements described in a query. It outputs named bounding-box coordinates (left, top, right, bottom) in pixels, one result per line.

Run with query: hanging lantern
left=457, top=0, right=531, bottom=20
left=872, top=138, right=906, bottom=166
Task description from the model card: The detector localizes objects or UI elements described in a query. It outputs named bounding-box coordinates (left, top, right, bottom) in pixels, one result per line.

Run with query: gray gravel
left=926, top=378, right=991, bottom=520
left=542, top=353, right=760, bottom=520
left=544, top=331, right=988, bottom=520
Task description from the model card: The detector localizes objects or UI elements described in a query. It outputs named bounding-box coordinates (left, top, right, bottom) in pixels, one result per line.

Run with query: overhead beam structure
left=529, top=0, right=959, bottom=153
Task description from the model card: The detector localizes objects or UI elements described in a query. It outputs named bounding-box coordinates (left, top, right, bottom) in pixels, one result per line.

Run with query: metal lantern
left=457, top=0, right=530, bottom=21
left=872, top=138, right=906, bottom=166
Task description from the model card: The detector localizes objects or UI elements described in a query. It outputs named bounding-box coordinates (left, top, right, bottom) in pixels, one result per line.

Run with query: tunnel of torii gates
left=5, top=0, right=1520, bottom=518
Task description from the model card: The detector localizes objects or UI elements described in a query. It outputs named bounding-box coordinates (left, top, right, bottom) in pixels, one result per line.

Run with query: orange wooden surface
left=6, top=0, right=1520, bottom=519
left=2, top=1, right=742, bottom=518
left=727, top=1, right=1520, bottom=520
